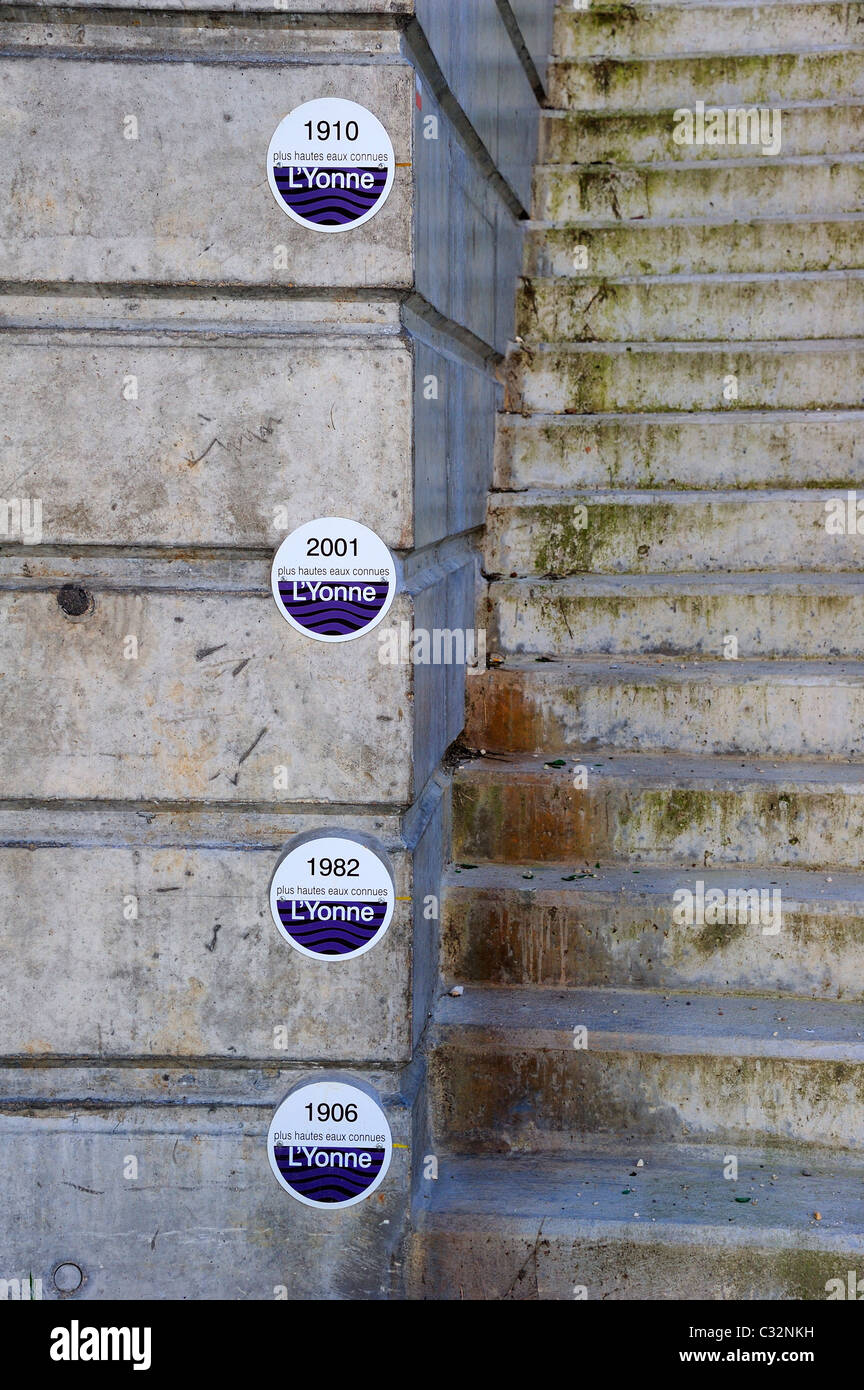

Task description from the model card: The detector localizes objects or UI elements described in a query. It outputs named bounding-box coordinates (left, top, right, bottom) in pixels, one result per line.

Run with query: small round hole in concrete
left=57, top=585, right=93, bottom=619
left=52, top=1261, right=84, bottom=1294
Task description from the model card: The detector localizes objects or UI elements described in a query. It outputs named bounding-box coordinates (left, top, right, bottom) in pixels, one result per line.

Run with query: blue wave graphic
left=278, top=580, right=390, bottom=635
left=274, top=165, right=388, bottom=226
left=277, top=898, right=388, bottom=955
left=274, top=1145, right=385, bottom=1203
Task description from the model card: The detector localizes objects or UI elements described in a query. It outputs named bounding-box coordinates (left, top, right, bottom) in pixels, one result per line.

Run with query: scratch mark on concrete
left=238, top=727, right=267, bottom=766
left=205, top=923, right=222, bottom=953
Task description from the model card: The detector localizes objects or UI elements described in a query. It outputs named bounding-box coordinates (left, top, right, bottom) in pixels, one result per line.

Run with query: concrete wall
left=0, top=1, right=547, bottom=1299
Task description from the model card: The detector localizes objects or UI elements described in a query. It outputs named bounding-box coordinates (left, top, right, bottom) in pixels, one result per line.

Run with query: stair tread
left=476, top=658, right=864, bottom=696
left=477, top=656, right=864, bottom=680
left=491, top=570, right=864, bottom=592
left=543, top=100, right=864, bottom=118
left=418, top=1144, right=864, bottom=1245
left=499, top=406, right=864, bottom=423
left=549, top=44, right=864, bottom=61
left=445, top=860, right=864, bottom=906
left=434, top=983, right=864, bottom=1057
left=537, top=153, right=864, bottom=168
left=564, top=0, right=864, bottom=9
left=490, top=484, right=861, bottom=501
left=526, top=212, right=864, bottom=227
left=512, top=337, right=864, bottom=352
left=521, top=268, right=864, bottom=285
left=456, top=748, right=864, bottom=787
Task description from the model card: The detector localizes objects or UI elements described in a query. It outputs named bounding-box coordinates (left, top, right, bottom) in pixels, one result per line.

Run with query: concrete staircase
left=409, top=0, right=864, bottom=1299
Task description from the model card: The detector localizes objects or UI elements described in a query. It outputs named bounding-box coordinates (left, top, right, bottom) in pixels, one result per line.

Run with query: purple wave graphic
left=278, top=580, right=390, bottom=636
left=273, top=165, right=388, bottom=225
left=277, top=898, right=388, bottom=955
left=274, top=1145, right=385, bottom=1203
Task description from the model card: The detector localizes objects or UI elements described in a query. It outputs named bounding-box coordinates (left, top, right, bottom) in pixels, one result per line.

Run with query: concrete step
left=555, top=1, right=864, bottom=62
left=443, top=863, right=864, bottom=999
left=523, top=218, right=864, bottom=277
left=536, top=157, right=864, bottom=223
left=489, top=573, right=864, bottom=658
left=542, top=104, right=864, bottom=164
left=548, top=49, right=864, bottom=112
left=486, top=489, right=864, bottom=576
left=429, top=985, right=864, bottom=1150
left=452, top=750, right=864, bottom=868
left=465, top=658, right=864, bottom=760
left=409, top=1142, right=864, bottom=1299
left=495, top=411, right=864, bottom=490
left=516, top=272, right=863, bottom=342
left=505, top=341, right=864, bottom=413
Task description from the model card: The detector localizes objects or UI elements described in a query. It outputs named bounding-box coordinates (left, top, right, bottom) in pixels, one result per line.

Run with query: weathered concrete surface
left=0, top=14, right=407, bottom=59
left=431, top=986, right=864, bottom=1150
left=413, top=81, right=520, bottom=352
left=523, top=220, right=864, bottom=279
left=486, top=489, right=864, bottom=575
left=488, top=574, right=864, bottom=659
left=0, top=838, right=415, bottom=1062
left=549, top=50, right=864, bottom=111
left=0, top=19, right=528, bottom=351
left=517, top=273, right=864, bottom=343
left=0, top=0, right=547, bottom=1303
left=413, top=0, right=864, bottom=1304
left=47, top=1, right=413, bottom=10
left=403, top=554, right=479, bottom=791
left=0, top=298, right=413, bottom=550
left=507, top=343, right=863, bottom=414
left=410, top=311, right=501, bottom=546
left=0, top=56, right=414, bottom=287
left=452, top=754, right=864, bottom=869
left=0, top=558, right=476, bottom=808
left=415, top=0, right=537, bottom=208
left=542, top=105, right=864, bottom=164
left=508, top=0, right=556, bottom=90
left=0, top=792, right=447, bottom=1065
left=554, top=2, right=864, bottom=60
left=0, top=1063, right=418, bottom=1300
left=495, top=411, right=864, bottom=490
left=465, top=658, right=864, bottom=759
left=0, top=584, right=417, bottom=804
left=442, top=864, right=864, bottom=999
left=536, top=160, right=864, bottom=223
left=409, top=1144, right=864, bottom=1300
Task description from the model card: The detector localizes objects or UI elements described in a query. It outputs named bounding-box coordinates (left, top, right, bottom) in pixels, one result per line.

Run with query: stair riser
left=517, top=278, right=862, bottom=342
left=536, top=163, right=864, bottom=223
left=490, top=583, right=864, bottom=658
left=555, top=3, right=864, bottom=61
left=453, top=774, right=864, bottom=867
left=542, top=108, right=863, bottom=164
left=487, top=496, right=864, bottom=575
left=507, top=346, right=863, bottom=413
left=443, top=888, right=864, bottom=998
left=409, top=1231, right=860, bottom=1301
left=495, top=415, right=864, bottom=490
left=524, top=223, right=864, bottom=278
left=465, top=669, right=864, bottom=759
left=548, top=52, right=864, bottom=112
left=430, top=1045, right=864, bottom=1150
